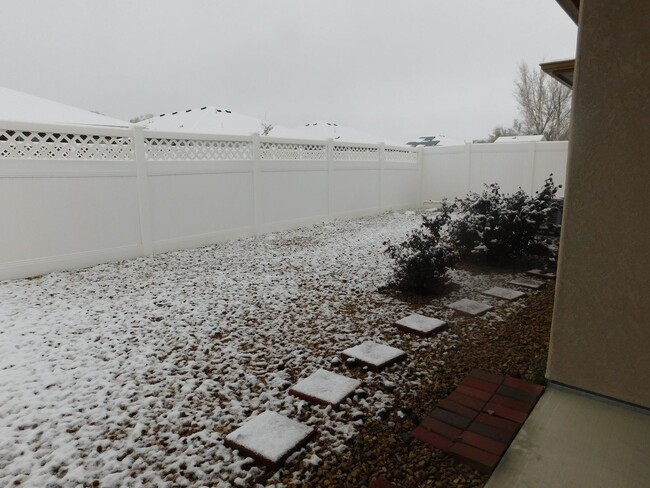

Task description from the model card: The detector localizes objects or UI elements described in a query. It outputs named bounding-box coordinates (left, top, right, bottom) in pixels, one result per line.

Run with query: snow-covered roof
left=494, top=135, right=547, bottom=143
left=0, top=86, right=129, bottom=128
left=289, top=121, right=402, bottom=146
left=406, top=135, right=466, bottom=147
left=135, top=106, right=296, bottom=137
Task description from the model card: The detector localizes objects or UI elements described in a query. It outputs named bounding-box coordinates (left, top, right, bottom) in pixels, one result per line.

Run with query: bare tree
left=514, top=62, right=572, bottom=141
left=260, top=122, right=274, bottom=136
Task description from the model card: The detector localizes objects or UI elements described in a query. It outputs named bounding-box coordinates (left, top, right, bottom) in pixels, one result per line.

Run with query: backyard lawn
left=0, top=211, right=553, bottom=487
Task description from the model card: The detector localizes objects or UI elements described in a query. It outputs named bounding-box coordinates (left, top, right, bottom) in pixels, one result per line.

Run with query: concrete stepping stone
left=482, top=287, right=526, bottom=301
left=393, top=313, right=448, bottom=337
left=527, top=269, right=556, bottom=279
left=289, top=369, right=361, bottom=407
left=508, top=278, right=545, bottom=289
left=446, top=298, right=493, bottom=316
left=341, top=341, right=406, bottom=372
left=225, top=411, right=314, bottom=469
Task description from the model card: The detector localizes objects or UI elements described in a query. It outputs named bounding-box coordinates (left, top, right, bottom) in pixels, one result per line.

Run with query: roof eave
left=540, top=59, right=575, bottom=89
left=556, top=0, right=579, bottom=25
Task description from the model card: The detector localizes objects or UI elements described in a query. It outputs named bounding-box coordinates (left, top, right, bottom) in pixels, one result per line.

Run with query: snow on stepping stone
left=527, top=269, right=556, bottom=279
left=225, top=411, right=314, bottom=469
left=394, top=313, right=448, bottom=337
left=482, top=287, right=527, bottom=301
left=289, top=369, right=361, bottom=407
left=447, top=299, right=494, bottom=317
left=508, top=278, right=545, bottom=290
left=341, top=341, right=406, bottom=372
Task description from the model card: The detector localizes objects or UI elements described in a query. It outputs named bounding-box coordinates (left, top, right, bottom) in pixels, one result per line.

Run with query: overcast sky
left=0, top=0, right=576, bottom=143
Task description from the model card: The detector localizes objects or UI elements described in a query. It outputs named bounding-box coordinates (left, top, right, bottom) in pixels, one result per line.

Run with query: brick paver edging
left=411, top=369, right=544, bottom=474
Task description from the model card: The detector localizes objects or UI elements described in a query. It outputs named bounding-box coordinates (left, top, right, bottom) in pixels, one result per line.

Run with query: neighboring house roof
left=0, top=86, right=129, bottom=128
left=494, top=135, right=547, bottom=143
left=289, top=121, right=403, bottom=145
left=135, top=106, right=296, bottom=137
left=406, top=135, right=465, bottom=147
left=541, top=58, right=575, bottom=89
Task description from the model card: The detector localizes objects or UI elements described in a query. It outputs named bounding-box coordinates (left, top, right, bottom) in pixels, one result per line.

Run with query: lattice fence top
left=145, top=138, right=252, bottom=161
left=260, top=142, right=327, bottom=160
left=333, top=145, right=379, bottom=161
left=0, top=129, right=134, bottom=160
left=385, top=148, right=418, bottom=162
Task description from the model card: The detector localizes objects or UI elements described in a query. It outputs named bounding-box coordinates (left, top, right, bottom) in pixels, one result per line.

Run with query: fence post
left=417, top=146, right=424, bottom=207
left=132, top=126, right=153, bottom=256
left=527, top=141, right=537, bottom=194
left=465, top=142, right=473, bottom=193
left=251, top=133, right=262, bottom=235
left=378, top=142, right=386, bottom=212
left=326, top=139, right=334, bottom=221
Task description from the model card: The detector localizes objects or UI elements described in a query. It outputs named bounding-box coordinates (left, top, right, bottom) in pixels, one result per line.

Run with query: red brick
left=483, top=401, right=528, bottom=424
left=449, top=442, right=500, bottom=474
left=490, top=394, right=533, bottom=413
left=476, top=413, right=520, bottom=435
left=369, top=476, right=399, bottom=488
left=420, top=416, right=463, bottom=440
left=496, top=384, right=538, bottom=405
left=456, top=384, right=493, bottom=402
left=461, top=431, right=508, bottom=456
left=411, top=426, right=454, bottom=452
left=503, top=376, right=545, bottom=397
left=430, top=408, right=472, bottom=430
left=469, top=369, right=504, bottom=385
left=448, top=391, right=487, bottom=412
left=467, top=420, right=514, bottom=444
left=439, top=398, right=480, bottom=420
left=461, top=376, right=500, bottom=394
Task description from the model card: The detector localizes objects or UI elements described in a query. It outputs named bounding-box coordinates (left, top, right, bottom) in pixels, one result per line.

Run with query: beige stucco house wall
left=547, top=0, right=650, bottom=408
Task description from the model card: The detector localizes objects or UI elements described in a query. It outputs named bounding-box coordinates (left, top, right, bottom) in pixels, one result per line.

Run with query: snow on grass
left=0, top=210, right=531, bottom=487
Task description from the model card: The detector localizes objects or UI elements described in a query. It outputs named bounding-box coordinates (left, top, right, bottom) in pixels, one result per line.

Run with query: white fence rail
left=0, top=122, right=421, bottom=280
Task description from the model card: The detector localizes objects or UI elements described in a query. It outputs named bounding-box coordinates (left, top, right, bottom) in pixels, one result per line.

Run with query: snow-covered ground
left=0, top=211, right=528, bottom=487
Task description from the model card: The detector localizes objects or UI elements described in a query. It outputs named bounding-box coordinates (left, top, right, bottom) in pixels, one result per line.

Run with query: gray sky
left=0, top=0, right=576, bottom=143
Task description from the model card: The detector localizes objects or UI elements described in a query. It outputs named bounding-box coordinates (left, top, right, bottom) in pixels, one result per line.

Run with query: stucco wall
left=547, top=0, right=650, bottom=407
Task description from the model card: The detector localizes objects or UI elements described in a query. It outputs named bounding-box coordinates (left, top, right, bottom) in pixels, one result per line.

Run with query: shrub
left=447, top=176, right=561, bottom=262
left=384, top=206, right=459, bottom=295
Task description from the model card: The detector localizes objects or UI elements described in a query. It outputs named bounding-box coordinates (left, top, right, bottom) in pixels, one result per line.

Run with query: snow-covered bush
left=447, top=176, right=561, bottom=262
left=384, top=206, right=459, bottom=295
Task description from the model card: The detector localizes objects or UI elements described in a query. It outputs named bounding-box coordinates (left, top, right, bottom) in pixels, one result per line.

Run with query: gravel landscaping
left=0, top=210, right=553, bottom=487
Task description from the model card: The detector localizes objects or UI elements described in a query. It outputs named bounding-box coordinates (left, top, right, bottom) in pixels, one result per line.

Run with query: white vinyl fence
left=0, top=121, right=569, bottom=281
left=421, top=141, right=568, bottom=202
left=0, top=122, right=420, bottom=280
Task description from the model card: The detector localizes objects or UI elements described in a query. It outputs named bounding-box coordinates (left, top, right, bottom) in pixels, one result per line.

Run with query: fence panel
left=0, top=122, right=142, bottom=280
left=0, top=124, right=420, bottom=280
left=421, top=142, right=568, bottom=203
